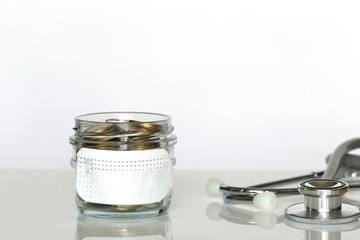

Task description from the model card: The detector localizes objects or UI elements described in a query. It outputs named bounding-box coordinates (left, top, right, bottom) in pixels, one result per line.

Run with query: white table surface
left=1, top=169, right=360, bottom=240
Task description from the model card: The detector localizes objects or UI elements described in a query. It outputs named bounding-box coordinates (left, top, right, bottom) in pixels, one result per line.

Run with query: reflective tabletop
left=1, top=169, right=360, bottom=239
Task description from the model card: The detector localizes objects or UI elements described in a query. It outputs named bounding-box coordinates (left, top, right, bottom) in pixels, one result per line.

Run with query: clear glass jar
left=69, top=112, right=177, bottom=218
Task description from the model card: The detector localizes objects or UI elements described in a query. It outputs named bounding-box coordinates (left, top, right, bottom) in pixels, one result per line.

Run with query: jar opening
left=76, top=112, right=170, bottom=124
left=70, top=112, right=176, bottom=150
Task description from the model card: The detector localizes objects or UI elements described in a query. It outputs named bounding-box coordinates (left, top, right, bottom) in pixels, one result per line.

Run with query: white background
left=1, top=0, right=360, bottom=170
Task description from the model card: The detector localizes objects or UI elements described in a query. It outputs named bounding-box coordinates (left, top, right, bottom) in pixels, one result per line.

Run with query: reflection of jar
left=69, top=112, right=177, bottom=218
left=76, top=214, right=172, bottom=240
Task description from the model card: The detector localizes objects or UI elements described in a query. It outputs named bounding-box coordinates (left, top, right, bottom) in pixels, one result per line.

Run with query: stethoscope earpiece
left=206, top=178, right=224, bottom=196
left=253, top=192, right=277, bottom=211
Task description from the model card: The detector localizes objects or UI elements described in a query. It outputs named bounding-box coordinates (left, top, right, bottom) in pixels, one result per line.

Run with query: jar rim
left=75, top=112, right=171, bottom=124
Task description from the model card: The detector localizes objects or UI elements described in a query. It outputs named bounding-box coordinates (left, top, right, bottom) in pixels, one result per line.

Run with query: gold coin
left=79, top=121, right=162, bottom=150
left=108, top=205, right=139, bottom=211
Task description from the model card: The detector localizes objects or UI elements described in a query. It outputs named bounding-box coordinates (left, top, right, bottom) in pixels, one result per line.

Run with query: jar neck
left=70, top=112, right=176, bottom=150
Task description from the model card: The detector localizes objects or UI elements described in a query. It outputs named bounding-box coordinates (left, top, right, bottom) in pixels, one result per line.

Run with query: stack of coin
left=78, top=119, right=163, bottom=150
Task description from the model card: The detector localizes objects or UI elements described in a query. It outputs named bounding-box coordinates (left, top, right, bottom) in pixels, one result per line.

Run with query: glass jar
left=69, top=112, right=177, bottom=218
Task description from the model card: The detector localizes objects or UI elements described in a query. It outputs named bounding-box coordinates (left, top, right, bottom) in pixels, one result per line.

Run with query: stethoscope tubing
left=220, top=170, right=360, bottom=202
left=214, top=138, right=360, bottom=204
left=220, top=171, right=324, bottom=199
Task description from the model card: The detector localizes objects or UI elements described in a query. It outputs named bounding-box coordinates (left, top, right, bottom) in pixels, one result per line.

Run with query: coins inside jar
left=77, top=194, right=140, bottom=212
left=78, top=119, right=163, bottom=150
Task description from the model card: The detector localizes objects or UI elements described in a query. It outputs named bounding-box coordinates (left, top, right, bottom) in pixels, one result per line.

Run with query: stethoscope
left=206, top=138, right=360, bottom=224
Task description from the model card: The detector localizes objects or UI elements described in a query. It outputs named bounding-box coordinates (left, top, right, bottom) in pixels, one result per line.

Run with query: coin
left=78, top=121, right=162, bottom=150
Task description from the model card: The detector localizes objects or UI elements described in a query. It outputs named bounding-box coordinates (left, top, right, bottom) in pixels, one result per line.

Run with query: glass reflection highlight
left=76, top=213, right=172, bottom=240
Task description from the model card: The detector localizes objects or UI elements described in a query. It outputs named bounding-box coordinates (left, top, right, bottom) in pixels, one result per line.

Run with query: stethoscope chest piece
left=285, top=179, right=360, bottom=224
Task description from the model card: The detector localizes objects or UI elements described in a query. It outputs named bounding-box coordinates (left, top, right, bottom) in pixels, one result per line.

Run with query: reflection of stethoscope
left=206, top=138, right=360, bottom=224
left=206, top=202, right=360, bottom=240
left=206, top=201, right=284, bottom=229
left=285, top=219, right=360, bottom=240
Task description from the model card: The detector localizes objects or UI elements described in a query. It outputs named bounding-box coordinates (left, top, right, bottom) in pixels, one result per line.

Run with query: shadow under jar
left=69, top=112, right=177, bottom=218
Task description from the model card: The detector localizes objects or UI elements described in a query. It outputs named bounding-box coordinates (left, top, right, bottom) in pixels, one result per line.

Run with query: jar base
left=76, top=193, right=172, bottom=219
